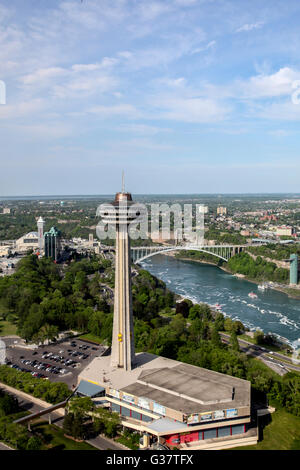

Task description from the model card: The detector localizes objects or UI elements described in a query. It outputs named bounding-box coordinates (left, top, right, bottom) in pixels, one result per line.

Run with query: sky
left=1, top=0, right=300, bottom=195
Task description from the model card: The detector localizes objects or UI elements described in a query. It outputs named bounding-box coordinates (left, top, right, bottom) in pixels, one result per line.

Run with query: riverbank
left=141, top=253, right=300, bottom=347
left=163, top=251, right=300, bottom=300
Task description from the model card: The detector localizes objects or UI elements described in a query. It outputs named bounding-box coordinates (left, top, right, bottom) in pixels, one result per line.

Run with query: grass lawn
left=31, top=421, right=98, bottom=451
left=78, top=333, right=105, bottom=345
left=0, top=317, right=18, bottom=336
left=0, top=301, right=18, bottom=336
left=231, top=408, right=300, bottom=450
left=116, top=435, right=139, bottom=450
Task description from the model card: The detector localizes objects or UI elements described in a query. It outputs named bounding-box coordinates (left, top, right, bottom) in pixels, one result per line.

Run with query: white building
left=15, top=231, right=39, bottom=252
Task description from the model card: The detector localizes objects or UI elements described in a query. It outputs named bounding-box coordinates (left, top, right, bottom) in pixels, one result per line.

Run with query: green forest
left=227, top=252, right=289, bottom=283
left=0, top=254, right=299, bottom=420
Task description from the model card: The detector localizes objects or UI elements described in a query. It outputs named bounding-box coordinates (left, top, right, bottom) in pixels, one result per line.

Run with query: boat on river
left=248, top=292, right=258, bottom=299
left=258, top=284, right=268, bottom=291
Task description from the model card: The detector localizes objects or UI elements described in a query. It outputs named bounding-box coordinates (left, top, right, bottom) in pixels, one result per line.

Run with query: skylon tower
left=100, top=184, right=144, bottom=371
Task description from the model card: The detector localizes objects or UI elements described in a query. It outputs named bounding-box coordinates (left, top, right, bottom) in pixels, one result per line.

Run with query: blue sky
left=1, top=0, right=300, bottom=195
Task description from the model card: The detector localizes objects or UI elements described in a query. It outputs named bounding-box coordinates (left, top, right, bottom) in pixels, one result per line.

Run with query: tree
left=94, top=407, right=120, bottom=438
left=175, top=300, right=191, bottom=318
left=254, top=329, right=265, bottom=345
left=224, top=317, right=233, bottom=333
left=211, top=325, right=222, bottom=348
left=230, top=330, right=240, bottom=352
left=35, top=323, right=59, bottom=345
left=63, top=412, right=86, bottom=440
left=67, top=396, right=94, bottom=417
left=26, top=436, right=43, bottom=450
left=188, top=304, right=202, bottom=320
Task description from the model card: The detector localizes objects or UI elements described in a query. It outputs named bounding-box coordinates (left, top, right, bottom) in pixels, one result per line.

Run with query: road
left=220, top=333, right=300, bottom=376
left=0, top=442, right=13, bottom=450
left=1, top=385, right=125, bottom=451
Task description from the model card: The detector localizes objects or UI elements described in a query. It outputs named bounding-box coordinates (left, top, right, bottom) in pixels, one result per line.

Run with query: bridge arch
left=132, top=246, right=230, bottom=264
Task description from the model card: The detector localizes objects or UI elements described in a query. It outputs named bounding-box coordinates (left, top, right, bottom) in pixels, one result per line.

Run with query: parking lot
left=4, top=338, right=108, bottom=389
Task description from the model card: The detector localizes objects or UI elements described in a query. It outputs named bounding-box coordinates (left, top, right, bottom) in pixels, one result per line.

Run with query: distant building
left=290, top=254, right=298, bottom=285
left=240, top=230, right=250, bottom=237
left=16, top=231, right=39, bottom=252
left=15, top=216, right=46, bottom=253
left=37, top=217, right=45, bottom=251
left=0, top=246, right=11, bottom=257
left=260, top=214, right=277, bottom=222
left=217, top=206, right=227, bottom=216
left=276, top=226, right=294, bottom=237
left=44, top=227, right=61, bottom=261
left=2, top=208, right=10, bottom=215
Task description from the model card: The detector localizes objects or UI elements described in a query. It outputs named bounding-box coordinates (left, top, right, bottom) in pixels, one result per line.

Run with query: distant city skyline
left=1, top=1, right=300, bottom=195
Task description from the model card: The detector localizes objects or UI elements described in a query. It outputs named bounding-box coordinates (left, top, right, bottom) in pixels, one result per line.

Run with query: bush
left=0, top=365, right=70, bottom=404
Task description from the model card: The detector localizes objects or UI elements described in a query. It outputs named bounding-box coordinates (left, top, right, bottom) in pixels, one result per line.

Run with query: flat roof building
left=78, top=352, right=256, bottom=450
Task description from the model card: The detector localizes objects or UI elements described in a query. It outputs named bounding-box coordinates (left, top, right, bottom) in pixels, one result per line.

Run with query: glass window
left=218, top=426, right=231, bottom=438
left=111, top=403, right=120, bottom=413
left=142, top=414, right=152, bottom=422
left=204, top=428, right=216, bottom=440
left=231, top=424, right=244, bottom=435
left=131, top=410, right=141, bottom=420
left=121, top=406, right=131, bottom=417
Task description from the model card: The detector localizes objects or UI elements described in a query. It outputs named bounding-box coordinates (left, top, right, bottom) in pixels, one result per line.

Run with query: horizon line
left=1, top=192, right=300, bottom=199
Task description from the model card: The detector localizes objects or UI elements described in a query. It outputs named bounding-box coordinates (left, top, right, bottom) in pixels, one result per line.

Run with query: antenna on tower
left=122, top=170, right=125, bottom=193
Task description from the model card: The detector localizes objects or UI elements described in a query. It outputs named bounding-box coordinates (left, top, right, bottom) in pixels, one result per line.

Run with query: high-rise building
left=44, top=226, right=61, bottom=261
left=37, top=216, right=45, bottom=251
left=217, top=206, right=227, bottom=216
left=99, top=190, right=144, bottom=371
left=290, top=254, right=298, bottom=285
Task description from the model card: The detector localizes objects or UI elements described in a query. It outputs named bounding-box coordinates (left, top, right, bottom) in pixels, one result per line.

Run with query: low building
left=276, top=226, right=295, bottom=237
left=78, top=352, right=257, bottom=450
left=217, top=207, right=227, bottom=216
left=0, top=245, right=11, bottom=257
left=15, top=231, right=39, bottom=252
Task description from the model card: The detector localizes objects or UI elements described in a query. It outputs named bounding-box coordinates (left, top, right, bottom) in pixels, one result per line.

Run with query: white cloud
left=13, top=123, right=74, bottom=140
left=236, top=21, right=264, bottom=33
left=117, top=124, right=172, bottom=135
left=255, top=100, right=300, bottom=121
left=53, top=75, right=117, bottom=99
left=20, top=67, right=68, bottom=85
left=0, top=99, right=44, bottom=120
left=238, top=67, right=300, bottom=99
left=268, top=129, right=291, bottom=137
left=153, top=96, right=231, bottom=123
left=190, top=40, right=216, bottom=55
left=87, top=104, right=139, bottom=118
left=137, top=2, right=173, bottom=21
left=20, top=62, right=118, bottom=100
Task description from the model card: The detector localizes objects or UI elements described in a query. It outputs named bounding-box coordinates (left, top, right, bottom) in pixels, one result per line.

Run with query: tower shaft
left=111, top=224, right=135, bottom=370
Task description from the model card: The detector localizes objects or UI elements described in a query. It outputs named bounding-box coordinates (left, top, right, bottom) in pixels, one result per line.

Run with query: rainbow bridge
left=130, top=245, right=247, bottom=264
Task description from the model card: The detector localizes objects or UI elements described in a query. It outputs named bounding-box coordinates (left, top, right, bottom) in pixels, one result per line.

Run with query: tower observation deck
left=99, top=191, right=145, bottom=371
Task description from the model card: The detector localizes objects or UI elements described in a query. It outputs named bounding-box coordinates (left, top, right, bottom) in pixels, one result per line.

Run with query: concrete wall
left=0, top=381, right=65, bottom=416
